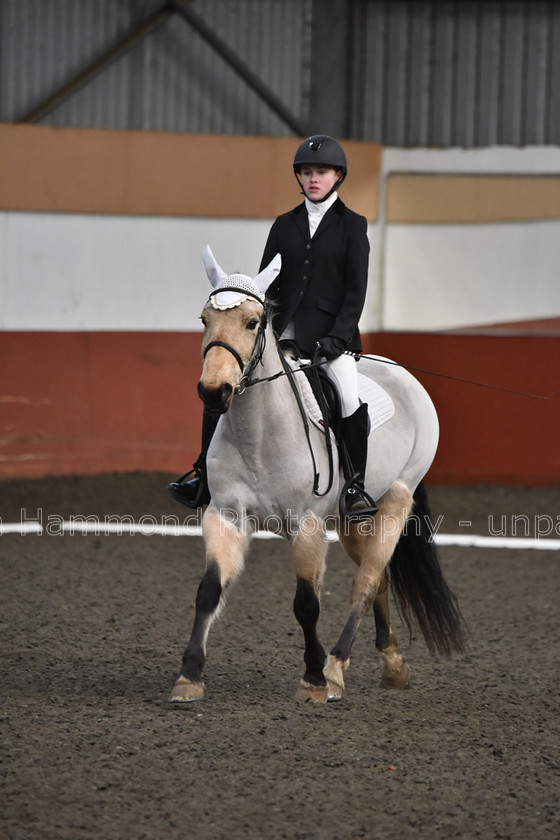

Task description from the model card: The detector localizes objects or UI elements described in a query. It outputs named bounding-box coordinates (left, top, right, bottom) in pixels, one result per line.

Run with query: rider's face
left=300, top=165, right=342, bottom=202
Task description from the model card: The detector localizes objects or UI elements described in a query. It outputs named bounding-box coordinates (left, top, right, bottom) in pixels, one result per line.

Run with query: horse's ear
left=202, top=245, right=228, bottom=288
left=252, top=254, right=281, bottom=294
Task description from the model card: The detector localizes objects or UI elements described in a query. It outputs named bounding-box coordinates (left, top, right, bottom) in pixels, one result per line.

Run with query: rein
left=242, top=351, right=557, bottom=402
left=357, top=354, right=559, bottom=401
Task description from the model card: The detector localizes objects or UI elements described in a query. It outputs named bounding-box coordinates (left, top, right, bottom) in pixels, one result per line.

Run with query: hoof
left=325, top=679, right=344, bottom=701
left=380, top=661, right=410, bottom=690
left=170, top=676, right=205, bottom=702
left=323, top=653, right=348, bottom=701
left=295, top=680, right=329, bottom=704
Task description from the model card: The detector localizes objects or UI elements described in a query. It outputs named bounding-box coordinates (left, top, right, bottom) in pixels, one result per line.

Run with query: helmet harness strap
left=294, top=169, right=346, bottom=204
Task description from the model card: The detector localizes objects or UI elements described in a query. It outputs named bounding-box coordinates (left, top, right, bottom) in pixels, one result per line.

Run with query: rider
left=168, top=134, right=377, bottom=520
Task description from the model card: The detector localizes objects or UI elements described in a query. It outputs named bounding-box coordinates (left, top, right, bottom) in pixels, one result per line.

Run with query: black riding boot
left=167, top=410, right=219, bottom=509
left=339, top=403, right=378, bottom=521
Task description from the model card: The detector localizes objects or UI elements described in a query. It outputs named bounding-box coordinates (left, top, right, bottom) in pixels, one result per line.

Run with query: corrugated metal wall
left=0, top=0, right=311, bottom=136
left=354, top=0, right=560, bottom=146
left=1, top=0, right=558, bottom=145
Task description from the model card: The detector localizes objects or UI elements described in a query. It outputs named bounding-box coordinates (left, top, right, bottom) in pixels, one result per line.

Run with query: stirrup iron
left=339, top=477, right=379, bottom=521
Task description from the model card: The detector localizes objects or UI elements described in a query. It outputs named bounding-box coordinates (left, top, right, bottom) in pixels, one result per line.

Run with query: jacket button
left=304, top=259, right=309, bottom=265
left=306, top=244, right=311, bottom=250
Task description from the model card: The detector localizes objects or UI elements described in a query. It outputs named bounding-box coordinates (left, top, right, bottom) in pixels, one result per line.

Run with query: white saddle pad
left=285, top=358, right=395, bottom=434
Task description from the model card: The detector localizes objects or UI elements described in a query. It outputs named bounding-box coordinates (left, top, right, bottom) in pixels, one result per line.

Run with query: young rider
left=168, top=134, right=377, bottom=520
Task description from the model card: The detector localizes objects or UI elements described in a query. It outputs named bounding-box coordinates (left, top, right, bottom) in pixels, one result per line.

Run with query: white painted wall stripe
left=383, top=220, right=560, bottom=330
left=4, top=207, right=559, bottom=332
left=0, top=210, right=380, bottom=334
left=0, top=213, right=271, bottom=331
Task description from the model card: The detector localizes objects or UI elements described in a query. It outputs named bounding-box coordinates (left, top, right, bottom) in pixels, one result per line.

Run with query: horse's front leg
left=326, top=481, right=413, bottom=700
left=291, top=514, right=329, bottom=703
left=170, top=506, right=249, bottom=702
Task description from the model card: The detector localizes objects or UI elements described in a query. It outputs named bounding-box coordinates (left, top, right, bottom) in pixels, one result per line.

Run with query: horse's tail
left=389, top=482, right=467, bottom=656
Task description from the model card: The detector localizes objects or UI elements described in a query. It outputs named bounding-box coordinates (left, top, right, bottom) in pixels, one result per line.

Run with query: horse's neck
left=229, top=327, right=295, bottom=426
left=219, top=326, right=331, bottom=502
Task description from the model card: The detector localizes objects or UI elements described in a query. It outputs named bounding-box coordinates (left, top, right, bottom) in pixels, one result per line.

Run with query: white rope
left=2, top=520, right=559, bottom=549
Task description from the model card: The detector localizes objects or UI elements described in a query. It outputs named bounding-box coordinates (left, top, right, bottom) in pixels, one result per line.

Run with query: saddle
left=281, top=352, right=395, bottom=440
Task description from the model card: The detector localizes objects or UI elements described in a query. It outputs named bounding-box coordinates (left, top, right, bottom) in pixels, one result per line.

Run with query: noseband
left=203, top=339, right=245, bottom=373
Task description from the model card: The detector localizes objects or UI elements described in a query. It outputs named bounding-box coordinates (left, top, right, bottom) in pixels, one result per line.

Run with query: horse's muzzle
left=197, top=381, right=234, bottom=413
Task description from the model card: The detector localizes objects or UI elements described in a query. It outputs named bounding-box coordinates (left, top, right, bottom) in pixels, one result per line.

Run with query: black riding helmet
left=293, top=135, right=347, bottom=202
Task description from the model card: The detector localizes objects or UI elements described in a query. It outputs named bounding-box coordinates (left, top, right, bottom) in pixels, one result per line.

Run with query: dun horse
left=171, top=247, right=465, bottom=703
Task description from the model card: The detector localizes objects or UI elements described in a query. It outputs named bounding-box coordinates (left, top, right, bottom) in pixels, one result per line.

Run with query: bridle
left=202, top=299, right=269, bottom=395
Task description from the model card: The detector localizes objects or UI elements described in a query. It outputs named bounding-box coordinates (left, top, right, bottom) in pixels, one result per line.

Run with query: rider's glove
left=316, top=335, right=345, bottom=361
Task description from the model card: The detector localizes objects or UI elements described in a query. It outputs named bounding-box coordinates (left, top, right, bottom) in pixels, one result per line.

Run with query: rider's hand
left=316, top=335, right=345, bottom=361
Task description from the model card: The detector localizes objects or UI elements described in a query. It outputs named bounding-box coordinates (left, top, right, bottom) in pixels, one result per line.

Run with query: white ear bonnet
left=202, top=245, right=281, bottom=310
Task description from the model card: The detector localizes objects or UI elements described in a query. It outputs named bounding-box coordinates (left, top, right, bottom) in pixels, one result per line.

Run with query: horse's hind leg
left=325, top=481, right=413, bottom=700
left=291, top=514, right=329, bottom=704
left=170, top=506, right=248, bottom=702
left=373, top=569, right=410, bottom=689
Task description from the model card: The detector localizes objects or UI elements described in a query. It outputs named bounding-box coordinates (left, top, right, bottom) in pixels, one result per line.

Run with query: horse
left=170, top=246, right=465, bottom=703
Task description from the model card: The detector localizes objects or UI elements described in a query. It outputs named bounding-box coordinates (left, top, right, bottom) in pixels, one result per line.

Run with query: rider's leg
left=338, top=403, right=378, bottom=519
left=167, top=410, right=219, bottom=509
left=324, top=354, right=378, bottom=520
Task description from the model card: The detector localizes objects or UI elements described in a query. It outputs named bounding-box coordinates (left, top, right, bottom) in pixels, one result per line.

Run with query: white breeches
left=323, top=353, right=360, bottom=418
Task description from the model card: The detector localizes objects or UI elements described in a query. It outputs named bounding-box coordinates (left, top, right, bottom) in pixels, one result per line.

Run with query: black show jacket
left=260, top=198, right=370, bottom=357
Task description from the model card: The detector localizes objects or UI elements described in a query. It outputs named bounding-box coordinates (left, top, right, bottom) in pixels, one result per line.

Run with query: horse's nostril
left=198, top=381, right=234, bottom=412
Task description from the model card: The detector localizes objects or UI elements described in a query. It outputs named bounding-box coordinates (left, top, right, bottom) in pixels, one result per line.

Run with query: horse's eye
left=200, top=315, right=208, bottom=328
left=246, top=319, right=259, bottom=330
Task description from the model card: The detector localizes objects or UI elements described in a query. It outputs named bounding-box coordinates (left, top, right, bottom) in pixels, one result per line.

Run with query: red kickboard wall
left=2, top=330, right=558, bottom=484
left=363, top=331, right=559, bottom=485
